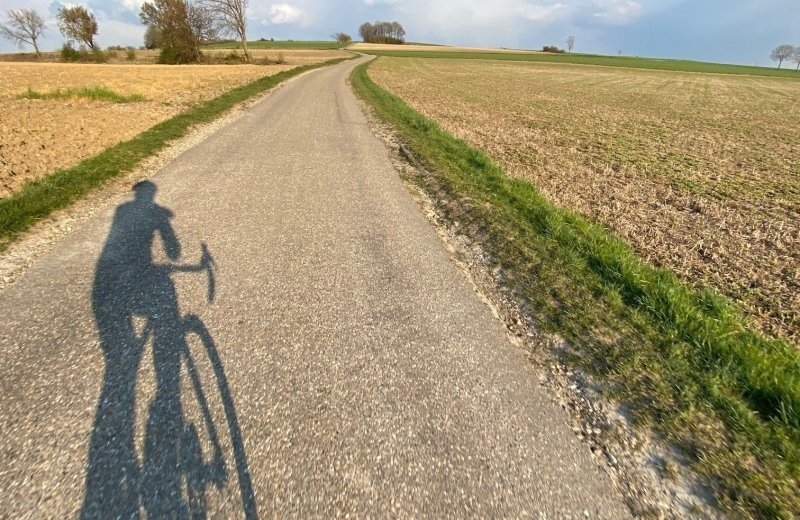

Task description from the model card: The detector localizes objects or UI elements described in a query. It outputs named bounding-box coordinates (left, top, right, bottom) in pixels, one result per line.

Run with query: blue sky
left=1, top=0, right=798, bottom=65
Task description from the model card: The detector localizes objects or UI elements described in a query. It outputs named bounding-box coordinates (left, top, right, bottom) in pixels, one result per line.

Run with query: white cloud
left=96, top=17, right=145, bottom=46
left=518, top=2, right=567, bottom=22
left=119, top=0, right=143, bottom=12
left=591, top=0, right=643, bottom=24
left=364, top=0, right=399, bottom=5
left=263, top=3, right=308, bottom=25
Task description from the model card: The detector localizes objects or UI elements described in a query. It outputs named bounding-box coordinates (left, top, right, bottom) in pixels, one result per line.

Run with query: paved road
left=0, top=56, right=629, bottom=517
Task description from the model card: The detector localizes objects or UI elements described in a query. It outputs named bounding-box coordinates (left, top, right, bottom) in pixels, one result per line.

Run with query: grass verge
left=0, top=57, right=351, bottom=250
left=20, top=85, right=145, bottom=103
left=352, top=60, right=800, bottom=517
left=362, top=50, right=800, bottom=78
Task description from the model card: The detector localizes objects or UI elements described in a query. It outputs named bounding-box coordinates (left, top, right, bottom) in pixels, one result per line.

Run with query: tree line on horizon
left=358, top=21, right=406, bottom=45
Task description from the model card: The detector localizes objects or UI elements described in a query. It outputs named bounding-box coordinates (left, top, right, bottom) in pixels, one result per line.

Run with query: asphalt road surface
left=0, top=56, right=629, bottom=518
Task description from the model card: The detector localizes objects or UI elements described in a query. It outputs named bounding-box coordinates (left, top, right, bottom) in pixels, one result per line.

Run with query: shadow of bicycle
left=82, top=181, right=257, bottom=519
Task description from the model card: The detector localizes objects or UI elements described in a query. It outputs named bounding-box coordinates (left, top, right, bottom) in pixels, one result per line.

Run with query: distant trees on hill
left=359, top=21, right=405, bottom=45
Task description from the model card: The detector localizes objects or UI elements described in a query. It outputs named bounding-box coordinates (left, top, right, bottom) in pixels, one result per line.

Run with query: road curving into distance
left=0, top=56, right=630, bottom=517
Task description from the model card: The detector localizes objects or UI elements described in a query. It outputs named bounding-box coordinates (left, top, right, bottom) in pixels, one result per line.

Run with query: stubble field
left=0, top=50, right=346, bottom=197
left=369, top=57, right=800, bottom=345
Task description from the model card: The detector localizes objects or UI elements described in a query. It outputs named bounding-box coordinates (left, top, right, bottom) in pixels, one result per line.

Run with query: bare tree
left=188, top=2, right=222, bottom=44
left=331, top=32, right=351, bottom=46
left=793, top=46, right=800, bottom=71
left=0, top=9, right=46, bottom=57
left=770, top=44, right=794, bottom=69
left=390, top=21, right=405, bottom=42
left=198, top=0, right=249, bottom=61
left=566, top=35, right=575, bottom=52
left=58, top=5, right=99, bottom=50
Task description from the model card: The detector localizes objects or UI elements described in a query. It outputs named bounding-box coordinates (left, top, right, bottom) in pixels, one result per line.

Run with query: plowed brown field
left=369, top=57, right=800, bottom=344
left=0, top=56, right=339, bottom=198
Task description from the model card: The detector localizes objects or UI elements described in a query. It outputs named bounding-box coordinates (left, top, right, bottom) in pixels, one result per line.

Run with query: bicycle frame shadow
left=82, top=181, right=257, bottom=519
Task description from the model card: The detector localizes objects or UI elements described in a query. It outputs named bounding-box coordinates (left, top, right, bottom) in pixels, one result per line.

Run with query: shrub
left=125, top=47, right=136, bottom=60
left=86, top=48, right=109, bottom=63
left=276, top=52, right=285, bottom=64
left=60, top=43, right=109, bottom=63
left=542, top=45, right=565, bottom=53
left=60, top=42, right=81, bottom=62
left=157, top=45, right=201, bottom=64
left=223, top=50, right=244, bottom=63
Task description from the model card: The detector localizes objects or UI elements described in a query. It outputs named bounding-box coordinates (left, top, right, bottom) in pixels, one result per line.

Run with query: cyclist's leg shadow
left=85, top=276, right=256, bottom=519
left=82, top=185, right=256, bottom=519
left=138, top=280, right=193, bottom=518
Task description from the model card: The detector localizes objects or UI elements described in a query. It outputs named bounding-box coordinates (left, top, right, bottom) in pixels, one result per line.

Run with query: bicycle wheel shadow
left=82, top=181, right=257, bottom=519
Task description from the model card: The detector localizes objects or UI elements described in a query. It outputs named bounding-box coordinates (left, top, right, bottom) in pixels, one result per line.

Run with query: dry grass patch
left=0, top=48, right=350, bottom=65
left=369, top=57, right=800, bottom=345
left=0, top=62, right=296, bottom=197
left=204, top=48, right=350, bottom=65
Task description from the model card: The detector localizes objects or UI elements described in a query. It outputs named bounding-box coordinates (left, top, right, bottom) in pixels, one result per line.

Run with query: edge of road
left=348, top=55, right=730, bottom=518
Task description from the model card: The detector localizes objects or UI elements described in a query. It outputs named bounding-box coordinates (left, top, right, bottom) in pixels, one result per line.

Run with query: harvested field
left=0, top=60, right=321, bottom=197
left=369, top=57, right=800, bottom=344
left=203, top=48, right=349, bottom=65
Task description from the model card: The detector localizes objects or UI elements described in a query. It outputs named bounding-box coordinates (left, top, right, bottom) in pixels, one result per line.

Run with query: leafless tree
left=770, top=44, right=794, bottom=69
left=198, top=0, right=249, bottom=61
left=391, top=21, right=405, bottom=42
left=792, top=46, right=800, bottom=71
left=566, top=35, right=575, bottom=52
left=331, top=32, right=352, bottom=46
left=0, top=9, right=46, bottom=57
left=58, top=5, right=99, bottom=50
left=188, top=3, right=222, bottom=44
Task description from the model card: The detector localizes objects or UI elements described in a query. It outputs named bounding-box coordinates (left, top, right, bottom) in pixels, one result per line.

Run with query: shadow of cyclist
left=82, top=181, right=256, bottom=519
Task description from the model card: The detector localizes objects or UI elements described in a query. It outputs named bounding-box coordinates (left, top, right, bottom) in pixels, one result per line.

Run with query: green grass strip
left=0, top=57, right=351, bottom=249
left=20, top=86, right=145, bottom=103
left=351, top=60, right=800, bottom=517
left=362, top=50, right=800, bottom=78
